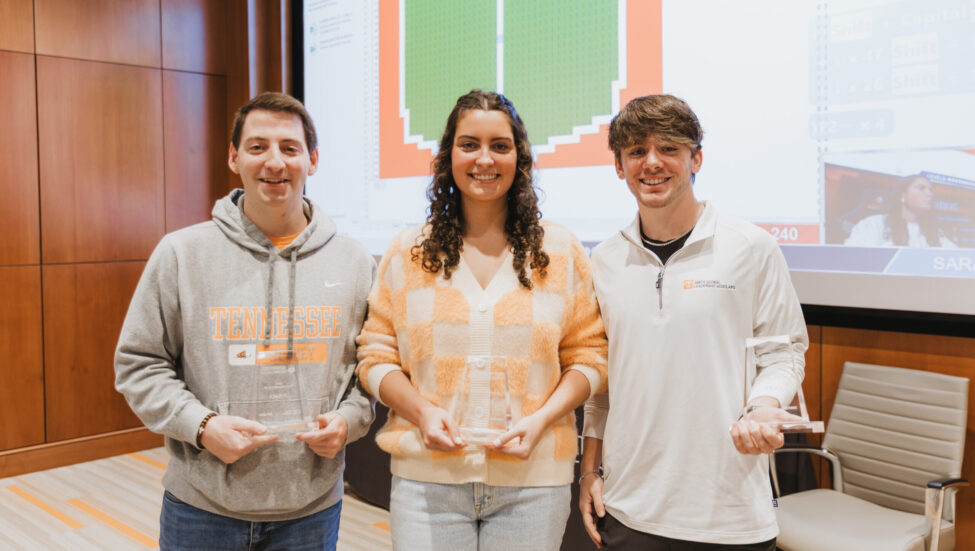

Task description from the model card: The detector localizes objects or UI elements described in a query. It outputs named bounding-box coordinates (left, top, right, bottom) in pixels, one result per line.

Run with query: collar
left=621, top=201, right=718, bottom=250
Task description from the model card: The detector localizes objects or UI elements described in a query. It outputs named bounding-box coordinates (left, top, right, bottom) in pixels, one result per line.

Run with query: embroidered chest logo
left=683, top=279, right=736, bottom=291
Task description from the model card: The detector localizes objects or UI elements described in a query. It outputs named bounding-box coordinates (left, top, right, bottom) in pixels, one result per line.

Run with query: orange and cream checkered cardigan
left=355, top=222, right=608, bottom=486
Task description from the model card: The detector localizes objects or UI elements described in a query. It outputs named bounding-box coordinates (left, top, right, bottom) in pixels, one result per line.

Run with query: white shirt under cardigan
left=585, top=202, right=808, bottom=544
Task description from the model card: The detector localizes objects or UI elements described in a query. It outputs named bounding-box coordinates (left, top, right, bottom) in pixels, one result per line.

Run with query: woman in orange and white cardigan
left=355, top=90, right=608, bottom=551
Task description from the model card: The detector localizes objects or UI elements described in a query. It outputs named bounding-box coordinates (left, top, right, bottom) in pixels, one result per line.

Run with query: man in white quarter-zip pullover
left=577, top=94, right=808, bottom=550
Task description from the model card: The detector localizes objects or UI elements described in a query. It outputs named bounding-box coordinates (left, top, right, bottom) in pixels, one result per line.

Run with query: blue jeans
left=389, top=475, right=570, bottom=551
left=159, top=491, right=341, bottom=550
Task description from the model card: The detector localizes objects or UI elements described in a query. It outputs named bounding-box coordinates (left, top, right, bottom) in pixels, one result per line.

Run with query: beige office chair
left=772, top=361, right=969, bottom=551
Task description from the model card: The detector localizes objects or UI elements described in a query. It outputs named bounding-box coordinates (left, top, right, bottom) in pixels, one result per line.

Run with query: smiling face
left=228, top=109, right=319, bottom=230
left=615, top=135, right=702, bottom=212
left=450, top=109, right=518, bottom=211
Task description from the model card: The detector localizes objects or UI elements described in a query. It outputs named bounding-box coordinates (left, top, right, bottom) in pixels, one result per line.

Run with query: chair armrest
left=927, top=477, right=968, bottom=490
left=925, top=478, right=967, bottom=551
left=773, top=446, right=843, bottom=491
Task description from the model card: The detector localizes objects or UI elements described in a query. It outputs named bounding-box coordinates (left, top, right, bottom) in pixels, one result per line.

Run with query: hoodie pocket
left=215, top=438, right=333, bottom=514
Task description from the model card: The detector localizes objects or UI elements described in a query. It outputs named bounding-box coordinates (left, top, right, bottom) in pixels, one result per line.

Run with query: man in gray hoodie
left=115, top=92, right=376, bottom=549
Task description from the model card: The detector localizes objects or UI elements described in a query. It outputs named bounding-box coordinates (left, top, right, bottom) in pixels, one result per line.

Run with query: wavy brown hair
left=412, top=90, right=548, bottom=288
left=608, top=94, right=704, bottom=160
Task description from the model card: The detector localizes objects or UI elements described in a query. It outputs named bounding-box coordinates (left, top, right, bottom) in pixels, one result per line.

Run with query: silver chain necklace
left=642, top=226, right=694, bottom=247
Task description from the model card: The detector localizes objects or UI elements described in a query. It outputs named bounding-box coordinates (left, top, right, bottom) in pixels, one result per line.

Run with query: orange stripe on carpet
left=68, top=498, right=157, bottom=548
left=127, top=452, right=167, bottom=470
left=6, top=485, right=84, bottom=529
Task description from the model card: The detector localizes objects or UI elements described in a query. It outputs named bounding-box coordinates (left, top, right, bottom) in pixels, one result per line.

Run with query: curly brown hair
left=412, top=90, right=548, bottom=289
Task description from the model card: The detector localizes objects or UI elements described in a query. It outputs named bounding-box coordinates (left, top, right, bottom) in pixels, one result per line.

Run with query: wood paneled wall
left=37, top=57, right=165, bottom=264
left=163, top=71, right=231, bottom=231
left=34, top=0, right=162, bottom=66
left=0, top=0, right=253, bottom=474
left=0, top=0, right=35, bottom=53
left=42, top=262, right=147, bottom=441
left=0, top=266, right=44, bottom=450
left=0, top=51, right=40, bottom=266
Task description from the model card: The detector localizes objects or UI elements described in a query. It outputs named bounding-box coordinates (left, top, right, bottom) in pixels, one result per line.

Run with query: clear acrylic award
left=219, top=348, right=326, bottom=434
left=447, top=355, right=512, bottom=446
left=744, top=335, right=824, bottom=434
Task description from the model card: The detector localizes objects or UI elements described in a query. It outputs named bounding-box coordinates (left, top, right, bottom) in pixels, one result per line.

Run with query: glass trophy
left=219, top=348, right=326, bottom=434
left=744, top=335, right=824, bottom=434
left=447, top=355, right=512, bottom=446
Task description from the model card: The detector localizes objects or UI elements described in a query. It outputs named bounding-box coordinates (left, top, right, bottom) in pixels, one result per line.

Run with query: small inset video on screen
left=825, top=159, right=975, bottom=249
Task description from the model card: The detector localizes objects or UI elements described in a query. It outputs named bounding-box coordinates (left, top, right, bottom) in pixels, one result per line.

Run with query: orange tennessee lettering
left=212, top=306, right=343, bottom=341
left=256, top=308, right=267, bottom=340
left=210, top=308, right=228, bottom=339
left=292, top=308, right=305, bottom=339
left=331, top=307, right=341, bottom=337
left=306, top=306, right=321, bottom=338
left=319, top=307, right=332, bottom=337
left=242, top=307, right=260, bottom=339
left=227, top=307, right=243, bottom=339
left=274, top=307, right=290, bottom=339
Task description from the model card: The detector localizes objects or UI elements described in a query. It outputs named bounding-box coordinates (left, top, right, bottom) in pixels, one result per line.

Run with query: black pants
left=597, top=513, right=776, bottom=551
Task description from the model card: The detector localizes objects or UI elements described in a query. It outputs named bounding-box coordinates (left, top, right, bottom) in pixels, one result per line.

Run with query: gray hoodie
left=115, top=190, right=376, bottom=521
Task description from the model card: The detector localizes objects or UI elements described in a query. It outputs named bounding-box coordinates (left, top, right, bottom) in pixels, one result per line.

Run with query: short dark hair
left=230, top=92, right=317, bottom=151
left=608, top=94, right=703, bottom=160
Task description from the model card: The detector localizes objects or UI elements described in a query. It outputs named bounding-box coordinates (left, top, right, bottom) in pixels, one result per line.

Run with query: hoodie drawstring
left=263, top=251, right=275, bottom=347
left=287, top=248, right=297, bottom=358
left=261, top=247, right=299, bottom=361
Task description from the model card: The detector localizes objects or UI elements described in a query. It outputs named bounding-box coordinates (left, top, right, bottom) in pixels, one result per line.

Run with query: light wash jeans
left=389, top=475, right=570, bottom=551
left=159, top=491, right=341, bottom=550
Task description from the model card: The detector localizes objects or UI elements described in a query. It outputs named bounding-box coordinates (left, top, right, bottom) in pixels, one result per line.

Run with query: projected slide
left=304, top=0, right=975, bottom=315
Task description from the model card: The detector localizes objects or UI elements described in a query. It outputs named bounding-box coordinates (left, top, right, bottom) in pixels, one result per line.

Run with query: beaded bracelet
left=196, top=412, right=217, bottom=449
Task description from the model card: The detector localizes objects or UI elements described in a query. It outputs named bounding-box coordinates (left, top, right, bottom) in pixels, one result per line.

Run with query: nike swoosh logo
left=323, top=281, right=341, bottom=288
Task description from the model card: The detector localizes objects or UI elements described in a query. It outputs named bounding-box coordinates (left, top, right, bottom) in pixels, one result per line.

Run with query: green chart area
left=404, top=1, right=497, bottom=145
left=403, top=0, right=619, bottom=149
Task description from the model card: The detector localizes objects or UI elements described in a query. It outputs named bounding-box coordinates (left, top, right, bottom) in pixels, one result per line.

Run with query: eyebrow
left=456, top=135, right=514, bottom=142
left=242, top=136, right=304, bottom=146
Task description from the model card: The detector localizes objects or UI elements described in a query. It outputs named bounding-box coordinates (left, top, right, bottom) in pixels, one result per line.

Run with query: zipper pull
left=656, top=270, right=664, bottom=309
